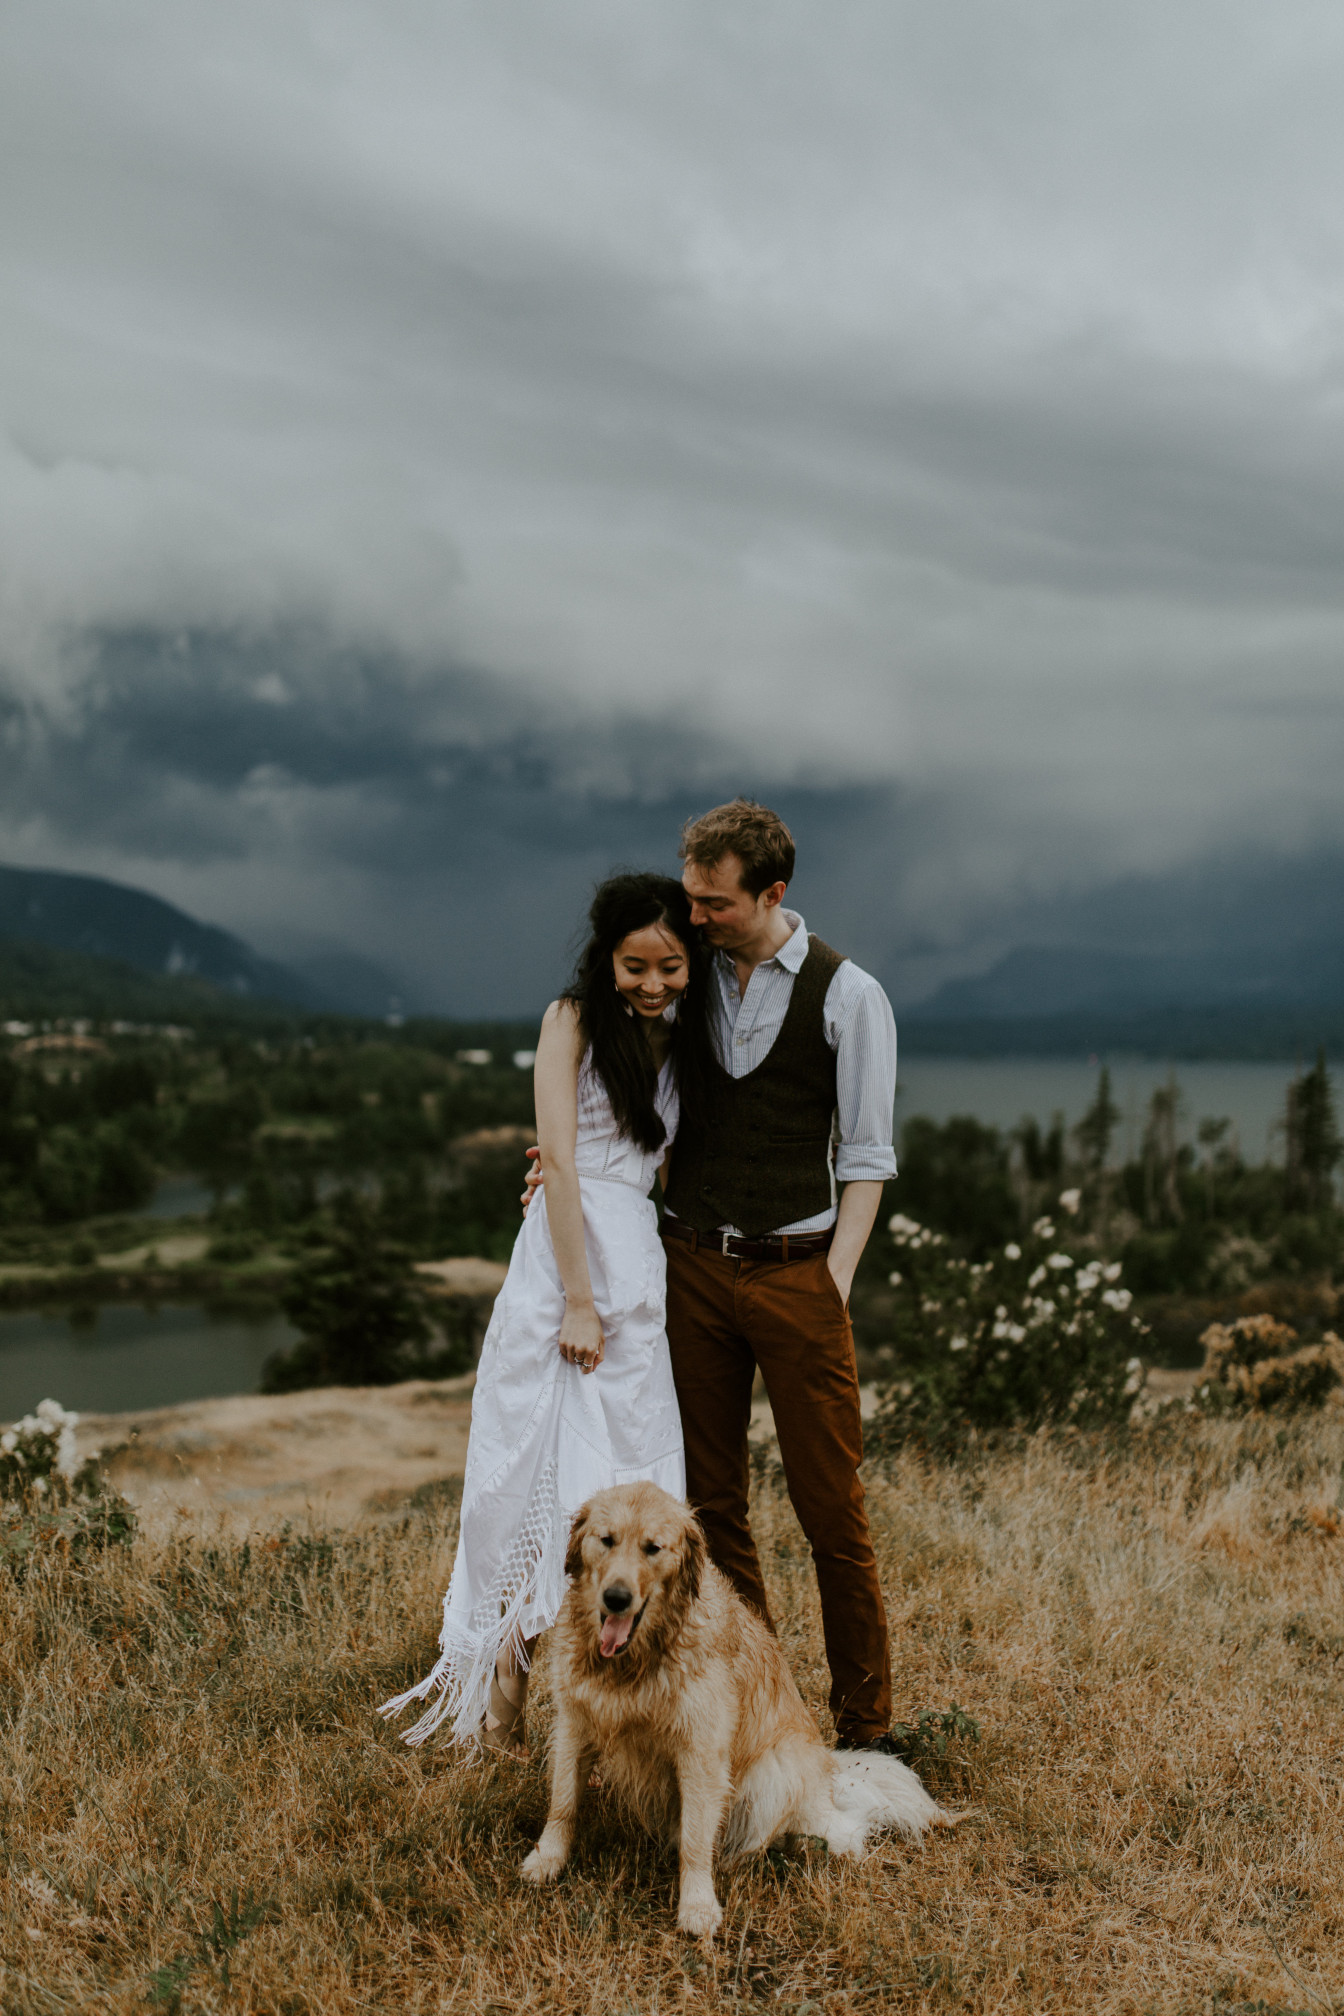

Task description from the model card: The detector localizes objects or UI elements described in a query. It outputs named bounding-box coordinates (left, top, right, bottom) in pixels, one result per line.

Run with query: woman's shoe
left=482, top=1661, right=529, bottom=1757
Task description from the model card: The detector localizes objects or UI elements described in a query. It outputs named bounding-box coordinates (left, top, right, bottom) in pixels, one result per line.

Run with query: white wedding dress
left=382, top=1051, right=686, bottom=1746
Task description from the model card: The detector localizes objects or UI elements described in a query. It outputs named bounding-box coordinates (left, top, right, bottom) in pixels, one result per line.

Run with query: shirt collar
left=714, top=909, right=808, bottom=977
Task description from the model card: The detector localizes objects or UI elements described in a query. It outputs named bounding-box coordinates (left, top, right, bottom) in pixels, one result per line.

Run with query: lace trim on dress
left=378, top=1454, right=569, bottom=1747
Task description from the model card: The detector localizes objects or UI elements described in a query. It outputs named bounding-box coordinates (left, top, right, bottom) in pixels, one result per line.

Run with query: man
left=662, top=798, right=899, bottom=1753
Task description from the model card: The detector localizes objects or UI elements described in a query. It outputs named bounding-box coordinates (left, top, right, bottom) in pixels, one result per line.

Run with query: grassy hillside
left=3, top=1414, right=1342, bottom=2012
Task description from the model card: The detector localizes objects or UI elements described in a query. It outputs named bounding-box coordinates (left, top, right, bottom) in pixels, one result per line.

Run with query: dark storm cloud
left=4, top=1, right=1344, bottom=1000
left=0, top=624, right=930, bottom=1008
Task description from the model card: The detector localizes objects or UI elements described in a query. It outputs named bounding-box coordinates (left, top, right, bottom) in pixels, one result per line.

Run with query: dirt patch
left=76, top=1375, right=476, bottom=1536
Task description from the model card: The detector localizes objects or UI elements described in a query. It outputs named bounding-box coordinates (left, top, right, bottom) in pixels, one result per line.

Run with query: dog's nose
left=601, top=1582, right=633, bottom=1614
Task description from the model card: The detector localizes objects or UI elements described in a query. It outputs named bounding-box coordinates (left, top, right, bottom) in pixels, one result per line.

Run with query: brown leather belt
left=661, top=1218, right=833, bottom=1264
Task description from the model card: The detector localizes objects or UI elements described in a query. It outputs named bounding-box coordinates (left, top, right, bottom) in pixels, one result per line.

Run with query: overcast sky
left=3, top=2, right=1344, bottom=1010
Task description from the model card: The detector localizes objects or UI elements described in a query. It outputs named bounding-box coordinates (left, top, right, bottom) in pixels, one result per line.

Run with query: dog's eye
left=641, top=1541, right=662, bottom=1557
left=600, top=1534, right=615, bottom=1549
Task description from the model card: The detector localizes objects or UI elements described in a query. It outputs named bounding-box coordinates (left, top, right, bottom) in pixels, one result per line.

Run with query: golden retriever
left=521, top=1480, right=947, bottom=1938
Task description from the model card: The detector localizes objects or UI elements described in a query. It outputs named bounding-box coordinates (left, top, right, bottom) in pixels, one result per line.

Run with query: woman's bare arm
left=533, top=1000, right=605, bottom=1372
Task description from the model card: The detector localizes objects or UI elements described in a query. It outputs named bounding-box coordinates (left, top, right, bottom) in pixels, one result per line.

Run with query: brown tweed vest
left=665, top=935, right=843, bottom=1237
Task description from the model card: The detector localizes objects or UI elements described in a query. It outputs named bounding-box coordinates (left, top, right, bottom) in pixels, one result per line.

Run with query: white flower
left=1028, top=1264, right=1047, bottom=1289
left=1004, top=1242, right=1021, bottom=1261
left=887, top=1213, right=923, bottom=1244
left=887, top=1271, right=903, bottom=1288
left=1027, top=1297, right=1056, bottom=1327
left=992, top=1318, right=1027, bottom=1344
left=1046, top=1253, right=1073, bottom=1271
left=1102, top=1262, right=1123, bottom=1283
left=1101, top=1287, right=1133, bottom=1313
left=948, top=1335, right=969, bottom=1353
left=922, top=1298, right=941, bottom=1316
left=994, top=1348, right=1010, bottom=1363
left=1, top=1431, right=15, bottom=1454
left=1059, top=1189, right=1082, bottom=1216
left=1032, top=1217, right=1056, bottom=1240
left=1074, top=1268, right=1101, bottom=1295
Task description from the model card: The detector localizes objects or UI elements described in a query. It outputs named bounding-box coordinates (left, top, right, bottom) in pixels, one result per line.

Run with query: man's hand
left=826, top=1253, right=857, bottom=1307
left=825, top=1180, right=883, bottom=1312
left=520, top=1145, right=545, bottom=1214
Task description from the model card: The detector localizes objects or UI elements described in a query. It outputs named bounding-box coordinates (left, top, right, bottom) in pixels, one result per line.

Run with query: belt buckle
left=721, top=1231, right=733, bottom=1257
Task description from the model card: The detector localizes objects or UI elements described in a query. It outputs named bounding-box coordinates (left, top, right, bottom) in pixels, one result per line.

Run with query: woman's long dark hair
left=562, top=872, right=712, bottom=1153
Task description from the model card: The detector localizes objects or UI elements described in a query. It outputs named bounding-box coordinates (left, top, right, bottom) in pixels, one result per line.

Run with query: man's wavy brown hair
left=678, top=799, right=795, bottom=897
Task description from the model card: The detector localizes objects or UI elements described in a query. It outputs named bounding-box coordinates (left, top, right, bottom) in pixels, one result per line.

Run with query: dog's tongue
left=599, top=1613, right=634, bottom=1659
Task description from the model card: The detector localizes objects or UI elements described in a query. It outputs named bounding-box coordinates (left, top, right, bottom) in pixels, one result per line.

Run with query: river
left=896, top=1056, right=1296, bottom=1165
left=0, top=1303, right=298, bottom=1423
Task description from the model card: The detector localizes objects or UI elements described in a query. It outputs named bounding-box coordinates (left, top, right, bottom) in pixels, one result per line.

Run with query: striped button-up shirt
left=674, top=909, right=898, bottom=1236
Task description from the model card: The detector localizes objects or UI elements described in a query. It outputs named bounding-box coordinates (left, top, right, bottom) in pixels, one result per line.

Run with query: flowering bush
left=0, top=1398, right=136, bottom=1569
left=1189, top=1315, right=1344, bottom=1414
left=871, top=1194, right=1148, bottom=1455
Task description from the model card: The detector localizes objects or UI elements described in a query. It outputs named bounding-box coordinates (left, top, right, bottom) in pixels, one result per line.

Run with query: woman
left=381, top=872, right=707, bottom=1754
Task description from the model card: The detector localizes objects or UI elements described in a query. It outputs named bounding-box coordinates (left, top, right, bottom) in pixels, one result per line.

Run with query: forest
left=1, top=1013, right=1339, bottom=1394
left=0, top=1019, right=539, bottom=1262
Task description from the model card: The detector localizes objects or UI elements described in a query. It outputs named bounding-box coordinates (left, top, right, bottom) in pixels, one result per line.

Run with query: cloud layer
left=4, top=2, right=1344, bottom=1005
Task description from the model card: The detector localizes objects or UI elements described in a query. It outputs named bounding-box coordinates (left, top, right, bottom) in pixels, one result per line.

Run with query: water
left=895, top=1057, right=1297, bottom=1166
left=0, top=1304, right=298, bottom=1423
left=139, top=1176, right=216, bottom=1218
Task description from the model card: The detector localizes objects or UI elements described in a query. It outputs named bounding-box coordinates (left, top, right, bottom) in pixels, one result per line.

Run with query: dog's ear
left=680, top=1513, right=706, bottom=1604
left=565, top=1503, right=593, bottom=1580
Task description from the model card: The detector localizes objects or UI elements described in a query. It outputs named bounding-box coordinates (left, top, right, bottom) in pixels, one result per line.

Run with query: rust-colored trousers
left=662, top=1238, right=892, bottom=1743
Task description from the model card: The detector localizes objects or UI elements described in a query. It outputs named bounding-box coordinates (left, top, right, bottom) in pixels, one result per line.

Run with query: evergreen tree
left=262, top=1195, right=441, bottom=1392
left=1285, top=1049, right=1341, bottom=1211
left=1141, top=1076, right=1184, bottom=1225
left=1074, top=1067, right=1120, bottom=1175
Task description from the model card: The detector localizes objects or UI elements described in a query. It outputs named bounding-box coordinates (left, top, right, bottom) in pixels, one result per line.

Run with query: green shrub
left=895, top=1114, right=1018, bottom=1257
left=261, top=1197, right=469, bottom=1391
left=871, top=1194, right=1147, bottom=1455
left=0, top=1399, right=137, bottom=1570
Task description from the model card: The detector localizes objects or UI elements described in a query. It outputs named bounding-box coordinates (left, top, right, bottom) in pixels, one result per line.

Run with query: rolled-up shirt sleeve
left=826, top=966, right=898, bottom=1183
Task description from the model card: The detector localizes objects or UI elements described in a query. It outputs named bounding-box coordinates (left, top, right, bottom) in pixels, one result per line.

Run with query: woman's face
left=611, top=921, right=691, bottom=1020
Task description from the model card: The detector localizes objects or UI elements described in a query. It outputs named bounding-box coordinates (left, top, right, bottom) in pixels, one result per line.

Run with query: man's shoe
left=835, top=1731, right=907, bottom=1759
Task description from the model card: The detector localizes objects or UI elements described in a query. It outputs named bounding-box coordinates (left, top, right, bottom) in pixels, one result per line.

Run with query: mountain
left=913, top=941, right=1344, bottom=1022
left=279, top=948, right=410, bottom=1021
left=0, top=938, right=300, bottom=1026
left=0, top=862, right=319, bottom=1007
left=899, top=941, right=1344, bottom=1059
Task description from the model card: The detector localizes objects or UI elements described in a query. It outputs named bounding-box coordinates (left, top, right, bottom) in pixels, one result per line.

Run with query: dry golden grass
left=3, top=1415, right=1344, bottom=2014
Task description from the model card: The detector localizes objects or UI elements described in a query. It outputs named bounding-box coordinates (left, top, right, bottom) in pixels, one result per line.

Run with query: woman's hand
left=558, top=1301, right=605, bottom=1374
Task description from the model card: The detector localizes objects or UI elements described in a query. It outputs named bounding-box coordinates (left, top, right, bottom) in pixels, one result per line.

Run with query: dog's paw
left=676, top=1887, right=723, bottom=1941
left=520, top=1846, right=565, bottom=1885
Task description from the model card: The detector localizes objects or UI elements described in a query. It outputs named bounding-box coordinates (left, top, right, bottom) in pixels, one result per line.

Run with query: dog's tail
left=821, top=1751, right=953, bottom=1854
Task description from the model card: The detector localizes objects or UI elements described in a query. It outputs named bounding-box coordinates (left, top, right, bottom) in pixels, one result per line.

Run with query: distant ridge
left=0, top=862, right=359, bottom=1015
left=900, top=1004, right=1344, bottom=1061
left=0, top=938, right=300, bottom=1026
left=913, top=942, right=1344, bottom=1022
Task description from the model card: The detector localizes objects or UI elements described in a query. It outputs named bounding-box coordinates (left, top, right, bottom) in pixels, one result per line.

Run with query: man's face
left=682, top=853, right=785, bottom=951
